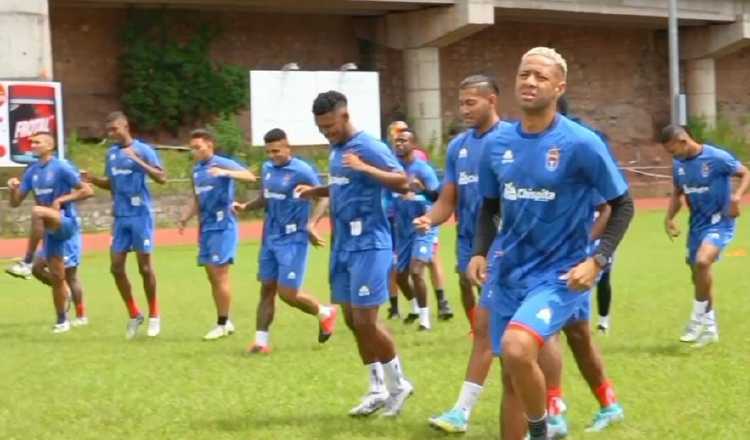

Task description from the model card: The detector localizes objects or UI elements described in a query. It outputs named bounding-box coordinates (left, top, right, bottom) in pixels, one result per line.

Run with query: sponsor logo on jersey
left=34, top=188, right=54, bottom=196
left=683, top=185, right=709, bottom=195
left=502, top=149, right=514, bottom=164
left=677, top=167, right=685, bottom=176
left=195, top=185, right=214, bottom=194
left=458, top=148, right=468, bottom=158
left=329, top=175, right=351, bottom=186
left=458, top=172, right=479, bottom=185
left=503, top=182, right=556, bottom=202
left=264, top=189, right=287, bottom=200
left=111, top=167, right=134, bottom=176
left=536, top=307, right=552, bottom=325
left=358, top=285, right=370, bottom=296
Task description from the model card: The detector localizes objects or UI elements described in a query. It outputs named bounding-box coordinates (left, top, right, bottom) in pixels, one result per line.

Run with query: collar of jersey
left=334, top=131, right=362, bottom=148
left=515, top=114, right=560, bottom=139
left=471, top=120, right=502, bottom=140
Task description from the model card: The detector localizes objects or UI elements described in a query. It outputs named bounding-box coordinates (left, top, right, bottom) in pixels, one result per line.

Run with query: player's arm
left=590, top=202, right=611, bottom=241
left=123, top=146, right=167, bottom=184
left=664, top=183, right=684, bottom=239
left=6, top=177, right=28, bottom=207
left=342, top=152, right=408, bottom=193
left=80, top=172, right=111, bottom=190
left=414, top=183, right=457, bottom=232
left=208, top=166, right=256, bottom=183
left=296, top=184, right=330, bottom=199
left=729, top=163, right=750, bottom=217
left=178, top=174, right=199, bottom=233
left=309, top=196, right=329, bottom=226
left=594, top=193, right=635, bottom=261
left=52, top=182, right=94, bottom=209
left=466, top=197, right=501, bottom=286
left=236, top=191, right=265, bottom=212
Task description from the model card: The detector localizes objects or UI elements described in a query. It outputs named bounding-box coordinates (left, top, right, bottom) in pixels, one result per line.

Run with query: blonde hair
left=522, top=47, right=567, bottom=78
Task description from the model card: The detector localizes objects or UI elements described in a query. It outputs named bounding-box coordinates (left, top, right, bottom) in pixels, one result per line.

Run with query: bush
left=688, top=116, right=750, bottom=161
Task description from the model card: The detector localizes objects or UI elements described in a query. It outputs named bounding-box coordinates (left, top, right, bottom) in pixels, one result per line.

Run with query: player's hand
left=231, top=201, right=246, bottom=215
left=466, top=255, right=487, bottom=287
left=728, top=194, right=741, bottom=218
left=408, top=177, right=425, bottom=193
left=342, top=153, right=369, bottom=172
left=177, top=219, right=187, bottom=235
left=561, top=258, right=600, bottom=292
left=121, top=146, right=139, bottom=161
left=413, top=215, right=432, bottom=234
left=401, top=191, right=416, bottom=201
left=51, top=199, right=62, bottom=211
left=295, top=184, right=315, bottom=200
left=664, top=218, right=680, bottom=241
left=308, top=226, right=326, bottom=247
left=7, top=177, right=20, bottom=190
left=208, top=167, right=227, bottom=178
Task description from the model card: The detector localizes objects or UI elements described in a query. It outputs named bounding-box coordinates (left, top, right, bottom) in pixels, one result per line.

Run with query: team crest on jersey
left=459, top=148, right=468, bottom=158
left=545, top=147, right=560, bottom=171
left=282, top=173, right=292, bottom=185
left=701, top=162, right=710, bottom=178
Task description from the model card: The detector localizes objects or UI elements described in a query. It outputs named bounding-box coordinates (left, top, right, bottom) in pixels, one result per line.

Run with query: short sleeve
left=140, top=143, right=162, bottom=168
left=104, top=149, right=112, bottom=178
left=418, top=162, right=440, bottom=192
left=715, top=148, right=741, bottom=176
left=61, top=162, right=82, bottom=188
left=19, top=168, right=33, bottom=195
left=357, top=139, right=403, bottom=173
left=478, top=139, right=500, bottom=198
left=576, top=135, right=628, bottom=201
left=298, top=161, right=321, bottom=186
left=443, top=138, right=459, bottom=185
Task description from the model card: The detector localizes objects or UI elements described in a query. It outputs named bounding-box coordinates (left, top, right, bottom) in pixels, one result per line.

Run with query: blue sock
left=57, top=312, right=67, bottom=324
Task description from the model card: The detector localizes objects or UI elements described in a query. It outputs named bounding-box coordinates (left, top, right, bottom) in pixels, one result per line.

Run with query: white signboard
left=0, top=81, right=65, bottom=167
left=250, top=71, right=381, bottom=146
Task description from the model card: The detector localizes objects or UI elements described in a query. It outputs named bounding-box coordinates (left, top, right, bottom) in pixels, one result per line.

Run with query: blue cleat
left=584, top=403, right=624, bottom=432
left=548, top=414, right=569, bottom=439
left=428, top=408, right=468, bottom=433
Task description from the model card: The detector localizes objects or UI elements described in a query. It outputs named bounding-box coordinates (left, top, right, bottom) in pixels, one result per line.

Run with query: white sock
left=382, top=356, right=406, bottom=393
left=317, top=304, right=332, bottom=320
left=692, top=300, right=708, bottom=321
left=411, top=299, right=419, bottom=314
left=255, top=330, right=269, bottom=347
left=419, top=307, right=431, bottom=328
left=366, top=362, right=386, bottom=394
left=453, top=381, right=483, bottom=418
left=702, top=309, right=717, bottom=331
left=599, top=315, right=610, bottom=328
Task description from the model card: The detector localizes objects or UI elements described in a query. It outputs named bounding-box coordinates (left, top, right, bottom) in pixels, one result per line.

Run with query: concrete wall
left=716, top=45, right=750, bottom=137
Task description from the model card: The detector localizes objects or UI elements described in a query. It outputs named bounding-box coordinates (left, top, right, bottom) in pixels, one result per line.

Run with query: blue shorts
left=687, top=226, right=735, bottom=265
left=396, top=231, right=436, bottom=273
left=455, top=235, right=473, bottom=274
left=487, top=281, right=589, bottom=356
left=44, top=215, right=78, bottom=261
left=331, top=248, right=391, bottom=308
left=38, top=230, right=82, bottom=269
left=198, top=226, right=238, bottom=266
left=112, top=215, right=154, bottom=254
left=258, top=240, right=309, bottom=289
left=566, top=292, right=591, bottom=326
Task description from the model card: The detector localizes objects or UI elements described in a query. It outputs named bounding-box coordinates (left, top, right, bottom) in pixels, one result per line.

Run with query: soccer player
left=392, top=129, right=441, bottom=331
left=419, top=74, right=507, bottom=432
left=6, top=132, right=94, bottom=333
left=661, top=125, right=750, bottom=347
left=178, top=129, right=256, bottom=340
left=469, top=47, right=633, bottom=440
left=82, top=111, right=165, bottom=339
left=234, top=128, right=336, bottom=353
left=4, top=219, right=42, bottom=279
left=297, top=90, right=413, bottom=417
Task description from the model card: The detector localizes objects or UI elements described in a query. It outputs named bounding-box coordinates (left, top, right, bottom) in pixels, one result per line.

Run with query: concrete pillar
left=0, top=0, right=53, bottom=79
left=404, top=47, right=442, bottom=149
left=685, top=58, right=717, bottom=127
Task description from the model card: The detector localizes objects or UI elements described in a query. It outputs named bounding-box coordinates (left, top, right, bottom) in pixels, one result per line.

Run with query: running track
left=1, top=197, right=748, bottom=259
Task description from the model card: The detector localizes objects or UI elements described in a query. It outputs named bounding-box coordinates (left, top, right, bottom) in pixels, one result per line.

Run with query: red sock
left=75, top=303, right=86, bottom=318
left=547, top=387, right=564, bottom=416
left=595, top=380, right=617, bottom=408
left=466, top=306, right=476, bottom=331
left=125, top=297, right=141, bottom=319
left=148, top=295, right=160, bottom=318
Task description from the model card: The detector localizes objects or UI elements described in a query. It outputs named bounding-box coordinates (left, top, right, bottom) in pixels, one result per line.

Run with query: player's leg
left=690, top=240, right=724, bottom=346
left=563, top=320, right=623, bottom=432
left=387, top=262, right=401, bottom=319
left=596, top=269, right=613, bottom=334
left=201, top=227, right=238, bottom=340
left=47, top=254, right=72, bottom=333
left=409, top=258, right=431, bottom=330
left=66, top=266, right=88, bottom=326
left=132, top=215, right=159, bottom=335
left=429, top=240, right=453, bottom=320
left=457, top=236, right=478, bottom=330
left=500, top=359, right=530, bottom=440
left=538, top=335, right=569, bottom=439
left=395, top=236, right=419, bottom=324
left=110, top=218, right=144, bottom=338
left=6, top=216, right=43, bottom=279
left=248, top=280, right=276, bottom=354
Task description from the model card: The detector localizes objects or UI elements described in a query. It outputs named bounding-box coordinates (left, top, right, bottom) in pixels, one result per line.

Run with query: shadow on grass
left=605, top=342, right=691, bottom=357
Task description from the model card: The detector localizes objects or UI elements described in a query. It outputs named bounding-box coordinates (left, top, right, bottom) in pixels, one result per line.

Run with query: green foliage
left=119, top=11, right=248, bottom=133
left=206, top=114, right=246, bottom=158
left=687, top=116, right=749, bottom=161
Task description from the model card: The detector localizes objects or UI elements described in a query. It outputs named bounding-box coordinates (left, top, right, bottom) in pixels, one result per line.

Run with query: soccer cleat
left=245, top=343, right=272, bottom=355
left=417, top=324, right=430, bottom=331
left=125, top=315, right=145, bottom=340
left=348, top=391, right=389, bottom=417
left=318, top=306, right=338, bottom=343
left=71, top=317, right=89, bottom=327
left=6, top=261, right=32, bottom=280
left=584, top=403, right=624, bottom=433
left=693, top=328, right=719, bottom=348
left=428, top=408, right=468, bottom=433
left=437, top=300, right=454, bottom=320
left=403, top=313, right=419, bottom=325
left=548, top=414, right=569, bottom=439
left=381, top=380, right=414, bottom=417
left=52, top=320, right=71, bottom=334
left=387, top=307, right=401, bottom=320
left=203, top=321, right=235, bottom=340
left=147, top=317, right=161, bottom=337
left=680, top=319, right=703, bottom=343
left=597, top=322, right=609, bottom=335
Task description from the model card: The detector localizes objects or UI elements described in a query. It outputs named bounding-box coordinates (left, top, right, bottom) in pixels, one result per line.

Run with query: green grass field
left=1, top=211, right=749, bottom=440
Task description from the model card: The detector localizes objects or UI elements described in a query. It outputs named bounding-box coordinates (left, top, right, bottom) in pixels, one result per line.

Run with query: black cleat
left=403, top=313, right=419, bottom=324
left=437, top=300, right=454, bottom=321
left=387, top=307, right=401, bottom=320
left=417, top=324, right=430, bottom=331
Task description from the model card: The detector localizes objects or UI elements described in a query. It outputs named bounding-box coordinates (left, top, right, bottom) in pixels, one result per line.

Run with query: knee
left=501, top=331, right=536, bottom=367
left=138, top=263, right=153, bottom=278
left=352, top=315, right=376, bottom=334
left=110, top=263, right=126, bottom=277
left=49, top=268, right=66, bottom=285
left=277, top=289, right=297, bottom=305
left=31, top=206, right=46, bottom=218
left=343, top=312, right=356, bottom=331
left=564, top=324, right=587, bottom=345
left=694, top=257, right=713, bottom=271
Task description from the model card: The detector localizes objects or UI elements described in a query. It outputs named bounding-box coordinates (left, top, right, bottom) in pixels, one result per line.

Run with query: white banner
left=250, top=71, right=381, bottom=146
left=0, top=81, right=65, bottom=167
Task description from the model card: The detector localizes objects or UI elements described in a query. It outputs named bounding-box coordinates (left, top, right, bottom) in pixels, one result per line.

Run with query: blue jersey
left=479, top=115, right=628, bottom=288
left=328, top=131, right=403, bottom=252
left=105, top=140, right=162, bottom=218
left=673, top=144, right=740, bottom=232
left=21, top=157, right=81, bottom=219
left=444, top=121, right=509, bottom=239
left=261, top=157, right=321, bottom=245
left=192, top=155, right=246, bottom=232
left=393, top=158, right=440, bottom=241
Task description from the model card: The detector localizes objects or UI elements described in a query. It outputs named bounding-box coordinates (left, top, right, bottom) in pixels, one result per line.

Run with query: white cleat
left=52, top=321, right=71, bottom=334
left=6, top=261, right=32, bottom=280
left=680, top=319, right=703, bottom=343
left=126, top=315, right=145, bottom=340
left=147, top=317, right=161, bottom=337
left=203, top=320, right=235, bottom=341
left=693, top=329, right=719, bottom=348
left=381, top=380, right=414, bottom=417
left=348, top=391, right=389, bottom=417
left=71, top=317, right=89, bottom=327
